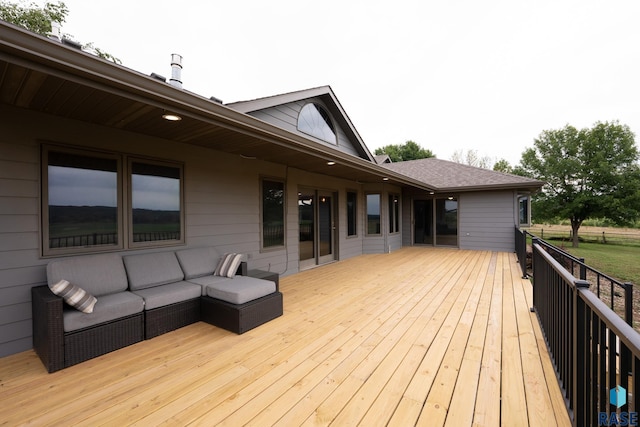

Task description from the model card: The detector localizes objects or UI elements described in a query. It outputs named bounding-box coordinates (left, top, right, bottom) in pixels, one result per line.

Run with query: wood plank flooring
left=0, top=247, right=570, bottom=426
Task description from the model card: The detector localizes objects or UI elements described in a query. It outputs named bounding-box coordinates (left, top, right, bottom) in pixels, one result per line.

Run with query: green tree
left=493, top=158, right=513, bottom=173
left=0, top=0, right=120, bottom=63
left=0, top=0, right=66, bottom=34
left=519, top=121, right=640, bottom=247
left=375, top=140, right=434, bottom=162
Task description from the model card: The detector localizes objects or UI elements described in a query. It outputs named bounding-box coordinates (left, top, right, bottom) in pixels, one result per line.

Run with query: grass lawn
left=563, top=242, right=640, bottom=286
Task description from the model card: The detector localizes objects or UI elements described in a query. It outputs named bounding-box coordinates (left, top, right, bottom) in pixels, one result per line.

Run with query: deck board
left=0, top=247, right=570, bottom=426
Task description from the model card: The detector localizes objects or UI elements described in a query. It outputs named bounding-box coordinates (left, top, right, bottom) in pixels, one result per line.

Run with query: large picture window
left=42, top=146, right=183, bottom=255
left=347, top=191, right=357, bottom=237
left=262, top=179, right=285, bottom=249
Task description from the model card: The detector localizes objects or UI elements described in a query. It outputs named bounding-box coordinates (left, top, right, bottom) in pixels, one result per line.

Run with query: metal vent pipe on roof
left=48, top=21, right=62, bottom=42
left=169, top=53, right=183, bottom=88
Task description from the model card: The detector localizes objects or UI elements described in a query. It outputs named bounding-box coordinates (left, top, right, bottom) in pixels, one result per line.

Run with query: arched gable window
left=297, top=103, right=337, bottom=144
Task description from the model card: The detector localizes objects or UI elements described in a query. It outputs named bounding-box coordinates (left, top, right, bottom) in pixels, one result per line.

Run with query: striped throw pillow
left=49, top=279, right=98, bottom=314
left=214, top=253, right=243, bottom=278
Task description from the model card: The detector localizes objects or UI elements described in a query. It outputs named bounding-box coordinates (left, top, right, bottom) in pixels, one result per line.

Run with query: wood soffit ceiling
left=0, top=22, right=433, bottom=190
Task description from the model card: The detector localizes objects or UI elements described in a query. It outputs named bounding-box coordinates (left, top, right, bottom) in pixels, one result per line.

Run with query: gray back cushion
left=123, top=252, right=184, bottom=290
left=46, top=253, right=128, bottom=297
left=175, top=247, right=221, bottom=280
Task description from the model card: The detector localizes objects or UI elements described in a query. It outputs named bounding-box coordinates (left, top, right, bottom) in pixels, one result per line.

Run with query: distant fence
left=50, top=231, right=180, bottom=248
left=527, top=226, right=640, bottom=246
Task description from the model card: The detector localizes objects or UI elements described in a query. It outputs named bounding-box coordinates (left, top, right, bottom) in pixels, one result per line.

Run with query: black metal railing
left=516, top=228, right=634, bottom=328
left=532, top=239, right=640, bottom=426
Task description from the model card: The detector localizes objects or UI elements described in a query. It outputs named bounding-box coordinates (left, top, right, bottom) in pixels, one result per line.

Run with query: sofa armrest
left=237, top=261, right=248, bottom=276
left=31, top=285, right=65, bottom=373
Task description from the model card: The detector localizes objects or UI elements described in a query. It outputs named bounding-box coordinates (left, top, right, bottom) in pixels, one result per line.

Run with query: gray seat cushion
left=175, top=247, right=221, bottom=280
left=63, top=291, right=144, bottom=332
left=47, top=253, right=128, bottom=297
left=132, top=281, right=202, bottom=310
left=186, top=274, right=234, bottom=295
left=204, top=276, right=276, bottom=305
left=123, top=252, right=184, bottom=291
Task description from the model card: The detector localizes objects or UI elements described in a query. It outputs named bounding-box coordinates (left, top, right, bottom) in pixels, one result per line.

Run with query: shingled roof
left=382, top=158, right=544, bottom=192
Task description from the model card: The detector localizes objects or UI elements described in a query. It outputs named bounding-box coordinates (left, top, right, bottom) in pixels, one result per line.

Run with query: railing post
left=579, top=258, right=586, bottom=281
left=625, top=283, right=634, bottom=327
left=531, top=238, right=540, bottom=313
left=573, top=279, right=589, bottom=427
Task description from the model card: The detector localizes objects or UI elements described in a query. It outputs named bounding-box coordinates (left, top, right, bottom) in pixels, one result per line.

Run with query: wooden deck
left=0, top=247, right=570, bottom=426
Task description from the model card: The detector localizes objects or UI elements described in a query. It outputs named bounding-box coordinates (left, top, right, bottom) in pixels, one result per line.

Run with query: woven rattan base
left=64, top=313, right=144, bottom=368
left=144, top=298, right=201, bottom=339
left=201, top=292, right=283, bottom=334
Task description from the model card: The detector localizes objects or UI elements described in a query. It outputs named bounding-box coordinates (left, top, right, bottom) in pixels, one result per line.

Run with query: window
left=518, top=195, right=531, bottom=227
left=297, top=103, right=337, bottom=144
left=347, top=191, right=357, bottom=236
left=262, top=179, right=285, bottom=248
left=42, top=146, right=183, bottom=256
left=366, top=193, right=381, bottom=235
left=389, top=194, right=400, bottom=233
left=130, top=160, right=182, bottom=246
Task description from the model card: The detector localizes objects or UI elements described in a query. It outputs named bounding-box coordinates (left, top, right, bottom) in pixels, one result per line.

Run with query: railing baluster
left=531, top=240, right=640, bottom=426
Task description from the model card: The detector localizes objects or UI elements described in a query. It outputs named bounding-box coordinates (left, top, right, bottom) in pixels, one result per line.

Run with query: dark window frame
left=261, top=177, right=286, bottom=250
left=42, top=145, right=184, bottom=256
left=518, top=194, right=531, bottom=227
left=366, top=193, right=381, bottom=236
left=347, top=190, right=358, bottom=237
left=389, top=193, right=400, bottom=234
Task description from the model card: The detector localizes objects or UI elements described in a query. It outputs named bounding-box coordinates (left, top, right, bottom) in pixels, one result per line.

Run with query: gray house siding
left=400, top=189, right=519, bottom=251
left=0, top=105, right=373, bottom=357
left=458, top=191, right=517, bottom=252
left=247, top=100, right=361, bottom=158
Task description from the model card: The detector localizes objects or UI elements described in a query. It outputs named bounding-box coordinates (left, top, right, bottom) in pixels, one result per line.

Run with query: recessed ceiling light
left=326, top=161, right=336, bottom=166
left=382, top=177, right=389, bottom=181
left=162, top=113, right=182, bottom=121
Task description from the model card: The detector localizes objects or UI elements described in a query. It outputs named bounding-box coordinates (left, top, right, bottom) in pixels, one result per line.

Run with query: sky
left=52, top=0, right=640, bottom=166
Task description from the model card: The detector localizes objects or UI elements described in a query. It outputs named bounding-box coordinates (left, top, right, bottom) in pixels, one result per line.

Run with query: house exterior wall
left=400, top=188, right=518, bottom=252
left=458, top=190, right=518, bottom=252
left=0, top=105, right=394, bottom=357
left=247, top=99, right=361, bottom=158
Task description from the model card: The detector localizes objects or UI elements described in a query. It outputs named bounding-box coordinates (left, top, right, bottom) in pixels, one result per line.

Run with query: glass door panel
left=435, top=198, right=458, bottom=246
left=318, top=193, right=334, bottom=263
left=413, top=199, right=433, bottom=244
left=298, top=191, right=315, bottom=269
left=299, top=189, right=336, bottom=269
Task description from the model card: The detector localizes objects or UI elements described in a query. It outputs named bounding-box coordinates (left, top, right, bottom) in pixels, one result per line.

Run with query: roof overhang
left=0, top=21, right=434, bottom=191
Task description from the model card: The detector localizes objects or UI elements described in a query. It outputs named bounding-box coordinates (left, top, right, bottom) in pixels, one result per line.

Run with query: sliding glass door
left=299, top=189, right=336, bottom=269
left=413, top=197, right=458, bottom=247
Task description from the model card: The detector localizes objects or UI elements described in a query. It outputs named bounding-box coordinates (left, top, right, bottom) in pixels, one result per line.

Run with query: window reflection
left=297, top=103, right=337, bottom=144
left=131, top=162, right=181, bottom=242
left=263, top=180, right=285, bottom=247
left=367, top=193, right=381, bottom=235
left=47, top=152, right=118, bottom=249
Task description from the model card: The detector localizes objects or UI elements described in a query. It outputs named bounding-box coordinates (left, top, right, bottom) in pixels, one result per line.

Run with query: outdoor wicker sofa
left=32, top=247, right=282, bottom=373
